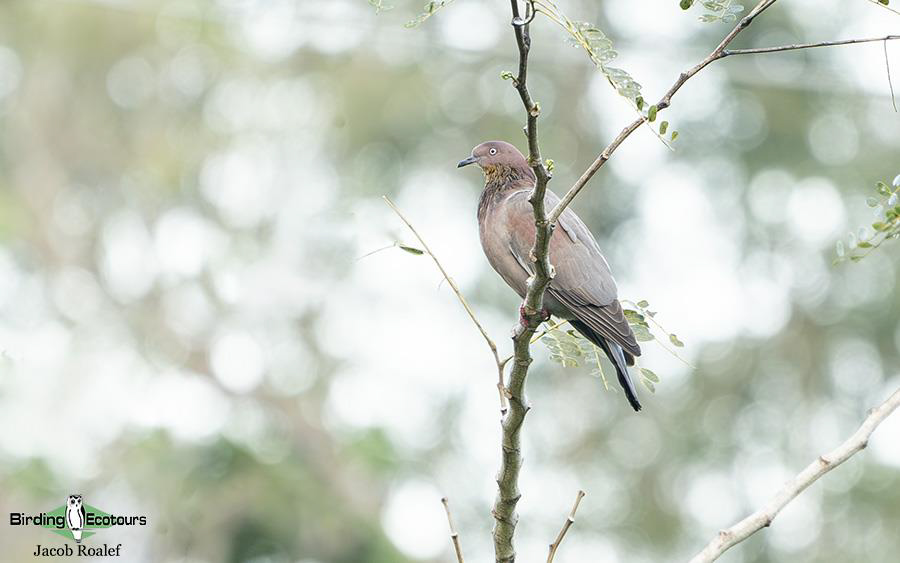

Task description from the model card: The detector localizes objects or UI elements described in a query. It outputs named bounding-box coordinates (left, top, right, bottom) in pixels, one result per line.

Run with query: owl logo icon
left=65, top=494, right=86, bottom=543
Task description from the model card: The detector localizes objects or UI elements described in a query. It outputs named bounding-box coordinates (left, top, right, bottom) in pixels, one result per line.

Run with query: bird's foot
left=519, top=305, right=551, bottom=327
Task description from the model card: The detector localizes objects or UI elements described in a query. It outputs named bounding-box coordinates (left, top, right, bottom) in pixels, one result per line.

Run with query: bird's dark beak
left=457, top=156, right=477, bottom=168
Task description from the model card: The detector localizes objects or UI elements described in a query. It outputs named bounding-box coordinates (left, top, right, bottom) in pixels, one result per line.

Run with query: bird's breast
left=478, top=195, right=529, bottom=298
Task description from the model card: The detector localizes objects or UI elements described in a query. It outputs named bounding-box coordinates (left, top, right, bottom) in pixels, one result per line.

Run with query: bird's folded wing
left=547, top=288, right=640, bottom=357
left=504, top=190, right=640, bottom=357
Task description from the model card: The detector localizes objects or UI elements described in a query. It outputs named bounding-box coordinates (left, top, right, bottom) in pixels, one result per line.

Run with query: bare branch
left=720, top=34, right=900, bottom=57
left=886, top=39, right=898, bottom=112
left=688, top=386, right=900, bottom=563
left=548, top=0, right=778, bottom=223
left=441, top=497, right=466, bottom=563
left=382, top=196, right=509, bottom=413
left=547, top=490, right=586, bottom=563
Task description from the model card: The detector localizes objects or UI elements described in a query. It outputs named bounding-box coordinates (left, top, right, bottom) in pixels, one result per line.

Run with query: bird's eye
left=489, top=148, right=497, bottom=155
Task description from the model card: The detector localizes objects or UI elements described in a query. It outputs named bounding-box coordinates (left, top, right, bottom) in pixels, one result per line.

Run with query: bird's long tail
left=569, top=320, right=642, bottom=412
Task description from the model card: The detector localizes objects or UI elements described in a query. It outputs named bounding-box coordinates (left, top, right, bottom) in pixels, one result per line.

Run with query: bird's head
left=457, top=141, right=533, bottom=185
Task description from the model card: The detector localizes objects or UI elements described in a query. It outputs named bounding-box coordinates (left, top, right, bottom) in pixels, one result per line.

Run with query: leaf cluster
left=367, top=0, right=394, bottom=15
left=679, top=0, right=745, bottom=23
left=532, top=1, right=678, bottom=145
left=404, top=1, right=455, bottom=28
left=539, top=299, right=690, bottom=395
left=835, top=174, right=900, bottom=263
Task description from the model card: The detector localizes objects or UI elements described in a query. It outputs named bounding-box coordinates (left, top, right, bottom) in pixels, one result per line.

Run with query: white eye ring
left=489, top=148, right=497, bottom=155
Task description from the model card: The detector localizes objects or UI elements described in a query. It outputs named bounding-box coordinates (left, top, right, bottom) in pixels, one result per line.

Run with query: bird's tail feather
left=569, top=320, right=642, bottom=412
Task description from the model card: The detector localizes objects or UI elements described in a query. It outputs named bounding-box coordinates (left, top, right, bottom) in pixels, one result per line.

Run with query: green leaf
left=541, top=328, right=584, bottom=368
left=857, top=241, right=873, bottom=248
left=669, top=333, right=685, bottom=347
left=637, top=299, right=649, bottom=308
left=405, top=0, right=454, bottom=28
left=633, top=325, right=654, bottom=342
left=873, top=221, right=889, bottom=231
left=680, top=0, right=695, bottom=9
left=866, top=197, right=880, bottom=207
left=640, top=367, right=660, bottom=383
left=398, top=244, right=425, bottom=255
left=659, top=121, right=669, bottom=135
left=642, top=379, right=656, bottom=393
left=647, top=105, right=658, bottom=122
left=624, top=309, right=646, bottom=324
left=671, top=131, right=679, bottom=142
left=500, top=70, right=515, bottom=81
left=367, top=0, right=394, bottom=14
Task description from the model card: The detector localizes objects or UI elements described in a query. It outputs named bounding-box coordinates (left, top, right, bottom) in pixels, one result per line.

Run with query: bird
left=458, top=140, right=643, bottom=411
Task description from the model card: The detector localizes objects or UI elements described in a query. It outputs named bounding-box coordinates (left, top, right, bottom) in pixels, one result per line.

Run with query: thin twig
left=547, top=490, right=586, bottom=563
left=441, top=497, right=465, bottom=563
left=356, top=242, right=399, bottom=261
left=886, top=39, right=898, bottom=112
left=688, top=386, right=900, bottom=563
left=382, top=196, right=510, bottom=413
left=720, top=34, right=900, bottom=57
left=548, top=0, right=779, bottom=223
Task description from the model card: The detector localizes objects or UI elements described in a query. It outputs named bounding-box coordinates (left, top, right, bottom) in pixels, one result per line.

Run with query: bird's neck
left=477, top=165, right=535, bottom=220
left=482, top=163, right=536, bottom=191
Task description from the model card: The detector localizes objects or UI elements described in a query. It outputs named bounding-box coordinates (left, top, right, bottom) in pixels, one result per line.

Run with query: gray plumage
left=459, top=140, right=642, bottom=411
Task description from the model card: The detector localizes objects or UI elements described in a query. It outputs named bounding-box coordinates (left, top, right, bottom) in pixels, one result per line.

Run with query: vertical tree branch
left=492, top=2, right=554, bottom=562
left=688, top=387, right=900, bottom=563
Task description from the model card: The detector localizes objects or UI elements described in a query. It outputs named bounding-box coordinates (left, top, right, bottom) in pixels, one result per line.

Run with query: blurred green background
left=0, top=0, right=898, bottom=561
